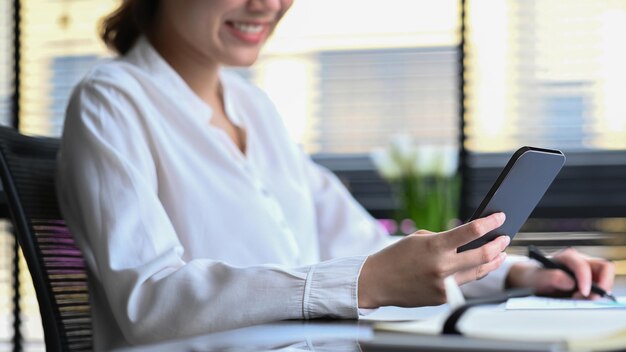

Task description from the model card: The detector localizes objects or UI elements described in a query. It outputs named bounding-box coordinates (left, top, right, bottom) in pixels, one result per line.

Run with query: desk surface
left=112, top=277, right=626, bottom=352
left=113, top=320, right=564, bottom=352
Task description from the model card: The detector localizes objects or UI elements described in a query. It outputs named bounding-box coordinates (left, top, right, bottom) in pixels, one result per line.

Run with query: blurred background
left=1, top=0, right=626, bottom=350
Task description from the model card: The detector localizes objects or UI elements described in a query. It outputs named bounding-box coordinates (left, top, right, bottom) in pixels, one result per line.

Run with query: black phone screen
left=457, top=147, right=565, bottom=252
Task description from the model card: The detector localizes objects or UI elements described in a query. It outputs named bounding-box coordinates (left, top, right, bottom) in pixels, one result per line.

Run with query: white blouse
left=57, top=37, right=518, bottom=350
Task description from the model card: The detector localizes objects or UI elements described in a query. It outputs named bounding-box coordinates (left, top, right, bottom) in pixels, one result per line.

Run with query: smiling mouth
left=225, top=20, right=271, bottom=44
left=230, top=21, right=264, bottom=34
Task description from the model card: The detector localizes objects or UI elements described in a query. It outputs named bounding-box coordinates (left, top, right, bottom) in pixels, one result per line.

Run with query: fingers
left=589, top=258, right=616, bottom=293
left=572, top=292, right=587, bottom=300
left=526, top=250, right=615, bottom=300
left=455, top=252, right=507, bottom=285
left=454, top=235, right=510, bottom=272
left=553, top=248, right=592, bottom=296
left=442, top=212, right=506, bottom=248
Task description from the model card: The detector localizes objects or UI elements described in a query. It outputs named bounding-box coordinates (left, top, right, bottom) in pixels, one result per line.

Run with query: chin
left=229, top=59, right=258, bottom=67
left=223, top=51, right=261, bottom=68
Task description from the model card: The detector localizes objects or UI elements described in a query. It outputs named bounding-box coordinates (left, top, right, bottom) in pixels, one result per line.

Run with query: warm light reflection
left=464, top=0, right=512, bottom=152
left=266, top=0, right=459, bottom=53
left=262, top=0, right=460, bottom=149
left=254, top=56, right=317, bottom=145
left=465, top=0, right=626, bottom=152
left=596, top=9, right=626, bottom=149
left=20, top=0, right=117, bottom=136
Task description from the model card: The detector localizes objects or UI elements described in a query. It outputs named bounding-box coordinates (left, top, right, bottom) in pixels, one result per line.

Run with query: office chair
left=0, top=126, right=92, bottom=351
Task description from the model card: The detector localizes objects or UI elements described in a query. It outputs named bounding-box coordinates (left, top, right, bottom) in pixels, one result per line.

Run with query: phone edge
left=466, top=146, right=564, bottom=222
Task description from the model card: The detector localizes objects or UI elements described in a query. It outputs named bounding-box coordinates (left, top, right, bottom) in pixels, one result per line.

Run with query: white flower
left=413, top=144, right=459, bottom=177
left=414, top=145, right=438, bottom=176
left=389, top=134, right=415, bottom=164
left=371, top=148, right=402, bottom=180
left=436, top=145, right=459, bottom=177
left=371, top=135, right=459, bottom=179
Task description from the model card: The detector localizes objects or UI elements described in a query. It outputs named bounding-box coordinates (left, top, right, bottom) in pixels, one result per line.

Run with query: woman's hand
left=358, top=212, right=510, bottom=308
left=506, top=247, right=616, bottom=299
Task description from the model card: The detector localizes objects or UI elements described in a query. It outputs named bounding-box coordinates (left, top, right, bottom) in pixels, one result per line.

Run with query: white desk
left=114, top=320, right=563, bottom=352
left=113, top=276, right=626, bottom=352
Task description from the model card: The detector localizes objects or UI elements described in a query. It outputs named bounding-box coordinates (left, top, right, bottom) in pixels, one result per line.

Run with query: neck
left=147, top=26, right=221, bottom=105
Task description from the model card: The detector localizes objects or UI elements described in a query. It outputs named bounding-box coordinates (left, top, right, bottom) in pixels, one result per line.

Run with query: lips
left=225, top=20, right=271, bottom=45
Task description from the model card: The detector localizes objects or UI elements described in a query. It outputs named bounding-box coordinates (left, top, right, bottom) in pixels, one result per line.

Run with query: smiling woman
left=52, top=0, right=615, bottom=350
left=101, top=0, right=294, bottom=154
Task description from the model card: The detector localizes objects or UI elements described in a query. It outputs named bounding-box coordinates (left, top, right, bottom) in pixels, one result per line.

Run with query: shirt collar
left=123, top=36, right=242, bottom=126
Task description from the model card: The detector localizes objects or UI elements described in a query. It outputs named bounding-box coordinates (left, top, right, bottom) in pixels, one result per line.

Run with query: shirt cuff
left=460, top=254, right=530, bottom=298
left=302, top=256, right=367, bottom=320
left=358, top=308, right=378, bottom=316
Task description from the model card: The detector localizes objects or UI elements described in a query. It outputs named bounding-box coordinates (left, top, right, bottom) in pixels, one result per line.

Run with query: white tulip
left=436, top=145, right=459, bottom=177
left=371, top=148, right=402, bottom=180
left=414, top=144, right=438, bottom=176
left=389, top=134, right=415, bottom=166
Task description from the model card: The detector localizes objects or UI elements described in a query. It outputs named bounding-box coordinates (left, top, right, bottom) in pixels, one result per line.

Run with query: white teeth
left=231, top=22, right=263, bottom=34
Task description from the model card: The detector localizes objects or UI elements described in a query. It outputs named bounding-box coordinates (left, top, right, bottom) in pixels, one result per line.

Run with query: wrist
left=357, top=254, right=382, bottom=309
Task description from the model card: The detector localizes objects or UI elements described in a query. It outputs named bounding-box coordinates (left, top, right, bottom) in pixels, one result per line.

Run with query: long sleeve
left=57, top=80, right=366, bottom=346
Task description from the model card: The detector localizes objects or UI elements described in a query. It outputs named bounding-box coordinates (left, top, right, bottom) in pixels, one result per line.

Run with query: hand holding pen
left=528, top=245, right=617, bottom=302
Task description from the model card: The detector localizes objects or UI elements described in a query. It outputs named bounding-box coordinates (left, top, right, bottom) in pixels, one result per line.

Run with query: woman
left=57, top=0, right=616, bottom=349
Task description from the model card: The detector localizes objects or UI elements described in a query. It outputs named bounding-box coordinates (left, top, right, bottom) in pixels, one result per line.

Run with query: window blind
left=465, top=0, right=626, bottom=152
left=19, top=0, right=116, bottom=137
left=256, top=0, right=461, bottom=154
left=236, top=47, right=462, bottom=155
left=0, top=0, right=12, bottom=127
left=312, top=47, right=459, bottom=154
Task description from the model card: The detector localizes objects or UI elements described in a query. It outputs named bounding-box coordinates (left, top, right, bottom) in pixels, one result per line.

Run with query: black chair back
left=0, top=126, right=92, bottom=351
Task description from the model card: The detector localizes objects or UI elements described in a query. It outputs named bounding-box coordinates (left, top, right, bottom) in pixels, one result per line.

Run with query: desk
left=113, top=320, right=563, bottom=352
left=113, top=277, right=626, bottom=352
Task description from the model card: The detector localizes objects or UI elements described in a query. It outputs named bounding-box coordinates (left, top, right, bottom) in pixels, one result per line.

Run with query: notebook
left=375, top=296, right=626, bottom=351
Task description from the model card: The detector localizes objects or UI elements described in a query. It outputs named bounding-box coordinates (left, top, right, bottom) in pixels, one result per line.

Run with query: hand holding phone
left=457, top=147, right=565, bottom=252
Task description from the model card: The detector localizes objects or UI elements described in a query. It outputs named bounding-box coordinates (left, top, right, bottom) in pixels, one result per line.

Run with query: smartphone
left=457, top=146, right=566, bottom=252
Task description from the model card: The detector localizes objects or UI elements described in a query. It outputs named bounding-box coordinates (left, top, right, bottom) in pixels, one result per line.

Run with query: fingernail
left=501, top=236, right=511, bottom=249
left=498, top=212, right=506, bottom=224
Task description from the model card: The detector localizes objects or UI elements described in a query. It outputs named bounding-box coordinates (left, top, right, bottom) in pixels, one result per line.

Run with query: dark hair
left=100, top=0, right=160, bottom=55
